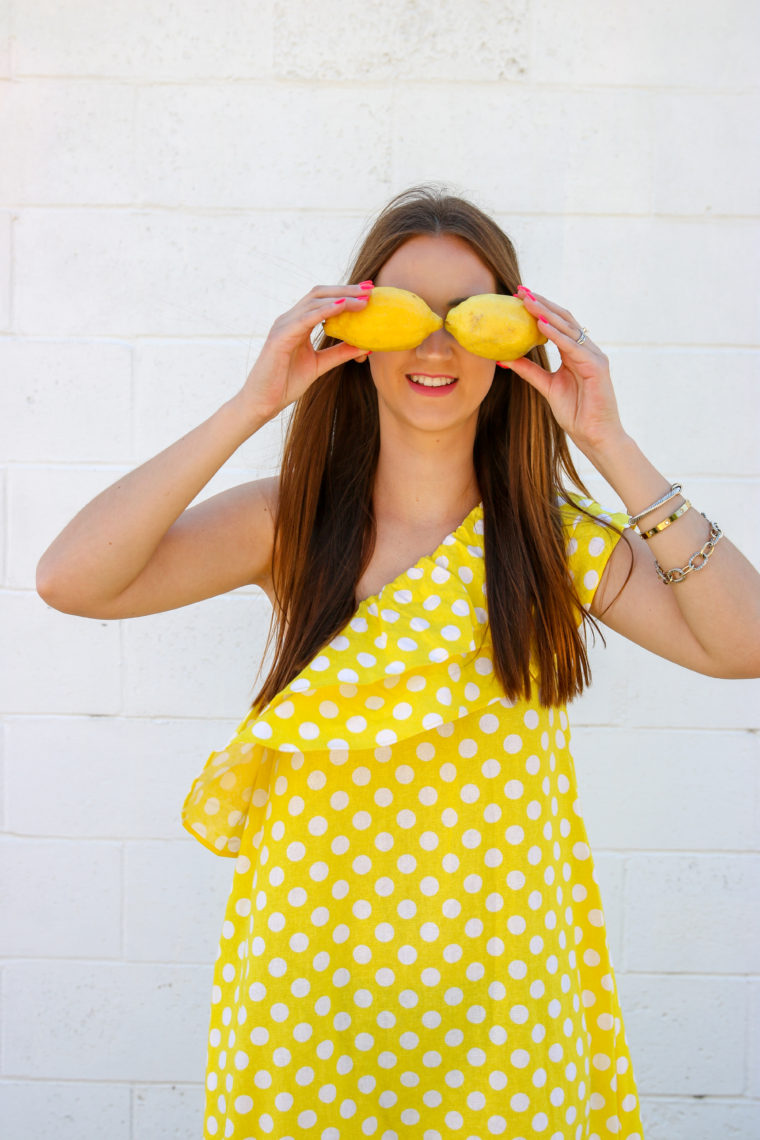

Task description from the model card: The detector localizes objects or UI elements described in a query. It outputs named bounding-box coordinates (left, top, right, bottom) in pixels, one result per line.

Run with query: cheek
left=474, top=361, right=497, bottom=392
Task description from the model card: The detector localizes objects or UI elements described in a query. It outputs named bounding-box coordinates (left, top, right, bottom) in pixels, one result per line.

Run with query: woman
left=37, top=185, right=760, bottom=1140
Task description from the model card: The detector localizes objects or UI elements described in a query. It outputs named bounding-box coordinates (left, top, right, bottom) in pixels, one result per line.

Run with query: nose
left=414, top=323, right=455, bottom=359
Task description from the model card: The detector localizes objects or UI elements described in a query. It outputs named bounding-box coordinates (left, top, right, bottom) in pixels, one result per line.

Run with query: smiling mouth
left=406, top=373, right=458, bottom=388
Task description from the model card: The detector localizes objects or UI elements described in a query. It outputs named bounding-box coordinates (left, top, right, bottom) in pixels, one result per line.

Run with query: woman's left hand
left=502, top=286, right=625, bottom=454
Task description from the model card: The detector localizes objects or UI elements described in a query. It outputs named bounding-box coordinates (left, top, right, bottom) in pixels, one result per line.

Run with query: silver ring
left=576, top=327, right=589, bottom=345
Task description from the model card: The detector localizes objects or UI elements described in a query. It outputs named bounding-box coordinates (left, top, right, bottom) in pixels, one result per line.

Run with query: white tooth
left=409, top=374, right=457, bottom=388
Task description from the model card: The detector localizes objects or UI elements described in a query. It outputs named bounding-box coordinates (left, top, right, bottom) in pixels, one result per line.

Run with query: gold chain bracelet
left=654, top=515, right=723, bottom=585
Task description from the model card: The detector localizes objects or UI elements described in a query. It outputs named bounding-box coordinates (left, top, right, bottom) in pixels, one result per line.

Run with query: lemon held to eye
left=323, top=286, right=444, bottom=352
left=444, top=294, right=547, bottom=361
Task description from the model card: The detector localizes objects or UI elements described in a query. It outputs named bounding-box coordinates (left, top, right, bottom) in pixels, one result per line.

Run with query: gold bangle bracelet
left=639, top=500, right=692, bottom=540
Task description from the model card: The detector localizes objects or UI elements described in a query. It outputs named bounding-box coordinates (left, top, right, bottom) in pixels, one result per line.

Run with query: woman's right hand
left=239, top=283, right=374, bottom=421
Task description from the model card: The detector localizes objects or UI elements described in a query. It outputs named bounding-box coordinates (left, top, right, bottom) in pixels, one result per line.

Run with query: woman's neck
left=372, top=453, right=481, bottom=533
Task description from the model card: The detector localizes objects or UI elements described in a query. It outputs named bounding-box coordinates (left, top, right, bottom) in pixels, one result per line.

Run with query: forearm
left=37, top=394, right=271, bottom=606
left=581, top=431, right=760, bottom=673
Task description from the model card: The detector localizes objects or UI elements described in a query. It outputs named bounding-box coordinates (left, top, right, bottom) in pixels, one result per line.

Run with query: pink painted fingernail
left=521, top=287, right=536, bottom=300
left=334, top=298, right=346, bottom=305
left=359, top=280, right=374, bottom=288
left=537, top=315, right=548, bottom=323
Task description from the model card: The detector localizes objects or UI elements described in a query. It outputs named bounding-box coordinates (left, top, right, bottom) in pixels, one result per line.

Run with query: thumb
left=499, top=356, right=551, bottom=399
left=315, top=341, right=371, bottom=378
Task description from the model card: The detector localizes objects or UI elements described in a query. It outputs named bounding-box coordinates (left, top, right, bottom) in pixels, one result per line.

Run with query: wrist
left=223, top=391, right=275, bottom=440
left=575, top=426, right=635, bottom=473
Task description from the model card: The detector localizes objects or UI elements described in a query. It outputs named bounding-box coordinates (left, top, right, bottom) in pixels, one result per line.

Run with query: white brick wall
left=2, top=1, right=759, bottom=1137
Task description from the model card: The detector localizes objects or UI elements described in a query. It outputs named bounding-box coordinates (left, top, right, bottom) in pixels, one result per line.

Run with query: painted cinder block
left=532, top=0, right=759, bottom=88
left=0, top=0, right=10, bottom=77
left=273, top=0, right=529, bottom=81
left=9, top=465, right=130, bottom=590
left=136, top=85, right=393, bottom=210
left=604, top=348, right=760, bottom=479
left=621, top=634, right=760, bottom=731
left=13, top=209, right=366, bottom=338
left=0, top=340, right=132, bottom=462
left=0, top=837, right=122, bottom=958
left=616, top=973, right=746, bottom=1095
left=0, top=81, right=135, bottom=205
left=572, top=727, right=758, bottom=852
left=124, top=840, right=233, bottom=963
left=639, top=1097, right=760, bottom=1140
left=680, top=478, right=760, bottom=569
left=748, top=981, right=760, bottom=1097
left=624, top=854, right=760, bottom=973
left=0, top=592, right=120, bottom=715
left=132, top=1082, right=205, bottom=1140
left=132, top=338, right=285, bottom=468
left=0, top=211, right=10, bottom=331
left=393, top=86, right=655, bottom=218
left=650, top=91, right=760, bottom=216
left=0, top=467, right=6, bottom=584
left=13, top=0, right=274, bottom=79
left=0, top=1081, right=130, bottom=1140
left=566, top=630, right=630, bottom=728
left=556, top=217, right=759, bottom=348
left=4, top=716, right=234, bottom=841
left=121, top=591, right=272, bottom=719
left=2, top=961, right=213, bottom=1082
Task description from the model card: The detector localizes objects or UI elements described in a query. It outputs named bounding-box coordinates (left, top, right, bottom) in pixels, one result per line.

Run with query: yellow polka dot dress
left=182, top=493, right=645, bottom=1140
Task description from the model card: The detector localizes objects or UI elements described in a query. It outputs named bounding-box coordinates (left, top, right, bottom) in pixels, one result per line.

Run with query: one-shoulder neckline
left=354, top=500, right=483, bottom=609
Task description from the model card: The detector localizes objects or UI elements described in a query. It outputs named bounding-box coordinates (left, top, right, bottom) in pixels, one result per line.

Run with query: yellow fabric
left=183, top=493, right=644, bottom=1139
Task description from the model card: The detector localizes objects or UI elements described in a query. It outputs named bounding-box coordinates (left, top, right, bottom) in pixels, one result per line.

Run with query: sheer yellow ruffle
left=181, top=494, right=628, bottom=856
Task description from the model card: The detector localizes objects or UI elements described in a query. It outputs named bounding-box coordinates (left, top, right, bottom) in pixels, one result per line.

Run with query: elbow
left=35, top=559, right=73, bottom=614
left=35, top=557, right=92, bottom=617
left=704, top=647, right=760, bottom=680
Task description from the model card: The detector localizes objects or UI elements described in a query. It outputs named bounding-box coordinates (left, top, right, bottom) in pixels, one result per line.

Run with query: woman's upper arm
left=590, top=528, right=721, bottom=675
left=92, top=476, right=278, bottom=618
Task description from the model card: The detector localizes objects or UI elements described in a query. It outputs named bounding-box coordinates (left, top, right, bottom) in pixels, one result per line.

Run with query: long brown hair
left=251, top=184, right=632, bottom=712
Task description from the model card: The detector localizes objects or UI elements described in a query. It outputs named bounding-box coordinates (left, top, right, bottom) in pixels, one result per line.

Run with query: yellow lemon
left=324, top=286, right=443, bottom=351
left=444, top=294, right=547, bottom=361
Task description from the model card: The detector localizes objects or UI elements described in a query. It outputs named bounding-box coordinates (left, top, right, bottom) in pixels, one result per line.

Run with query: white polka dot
left=583, top=569, right=599, bottom=591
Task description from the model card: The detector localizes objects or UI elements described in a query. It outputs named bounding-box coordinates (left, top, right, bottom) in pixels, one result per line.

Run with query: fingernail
left=519, top=286, right=536, bottom=300
left=334, top=298, right=346, bottom=305
left=359, top=280, right=374, bottom=288
left=537, top=315, right=548, bottom=323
